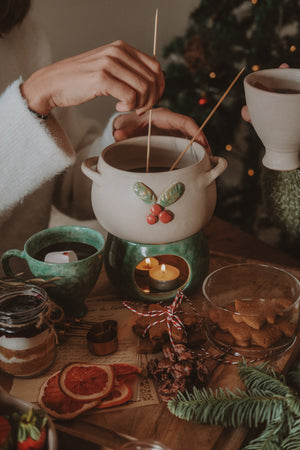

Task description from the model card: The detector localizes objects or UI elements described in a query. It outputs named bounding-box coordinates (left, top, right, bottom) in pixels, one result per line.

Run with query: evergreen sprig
left=167, top=360, right=300, bottom=449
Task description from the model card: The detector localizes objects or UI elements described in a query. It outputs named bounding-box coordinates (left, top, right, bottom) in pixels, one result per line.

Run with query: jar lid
left=0, top=284, right=49, bottom=326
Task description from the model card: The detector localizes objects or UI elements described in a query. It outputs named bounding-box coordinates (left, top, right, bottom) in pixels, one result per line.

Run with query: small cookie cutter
left=87, top=320, right=118, bottom=355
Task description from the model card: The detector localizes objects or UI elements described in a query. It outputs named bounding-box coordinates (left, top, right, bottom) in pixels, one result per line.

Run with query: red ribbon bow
left=123, top=290, right=199, bottom=347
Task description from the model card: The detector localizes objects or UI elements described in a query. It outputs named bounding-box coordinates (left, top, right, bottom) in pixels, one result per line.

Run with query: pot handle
left=198, top=156, right=228, bottom=187
left=81, top=157, right=102, bottom=185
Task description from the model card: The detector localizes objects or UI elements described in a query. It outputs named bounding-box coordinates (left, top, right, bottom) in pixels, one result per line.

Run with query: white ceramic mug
left=244, top=68, right=300, bottom=170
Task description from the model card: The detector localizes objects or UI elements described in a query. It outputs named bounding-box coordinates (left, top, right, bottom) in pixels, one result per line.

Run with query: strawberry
left=0, top=415, right=11, bottom=449
left=17, top=427, right=46, bottom=450
left=15, top=408, right=47, bottom=450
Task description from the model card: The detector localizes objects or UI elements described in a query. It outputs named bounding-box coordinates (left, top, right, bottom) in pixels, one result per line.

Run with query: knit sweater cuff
left=0, top=79, right=76, bottom=211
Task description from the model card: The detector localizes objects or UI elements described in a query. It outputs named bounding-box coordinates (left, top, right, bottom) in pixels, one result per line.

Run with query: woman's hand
left=113, top=107, right=211, bottom=154
left=21, top=40, right=165, bottom=117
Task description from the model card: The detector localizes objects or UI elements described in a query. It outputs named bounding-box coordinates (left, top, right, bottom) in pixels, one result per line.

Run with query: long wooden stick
left=169, top=66, right=246, bottom=171
left=146, top=8, right=159, bottom=173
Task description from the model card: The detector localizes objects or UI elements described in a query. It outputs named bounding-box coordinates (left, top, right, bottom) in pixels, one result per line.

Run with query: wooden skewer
left=169, top=66, right=246, bottom=171
left=146, top=8, right=159, bottom=173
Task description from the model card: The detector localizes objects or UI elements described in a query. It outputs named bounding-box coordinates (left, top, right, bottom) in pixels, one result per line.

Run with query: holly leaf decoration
left=133, top=182, right=157, bottom=205
left=158, top=182, right=185, bottom=207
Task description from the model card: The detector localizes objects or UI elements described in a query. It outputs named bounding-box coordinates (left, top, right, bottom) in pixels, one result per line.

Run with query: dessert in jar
left=0, top=284, right=57, bottom=377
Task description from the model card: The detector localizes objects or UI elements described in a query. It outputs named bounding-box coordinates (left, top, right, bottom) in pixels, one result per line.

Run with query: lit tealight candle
left=136, top=257, right=159, bottom=277
left=149, top=263, right=180, bottom=292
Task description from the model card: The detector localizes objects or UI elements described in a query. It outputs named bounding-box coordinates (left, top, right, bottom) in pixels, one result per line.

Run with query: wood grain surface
left=1, top=216, right=299, bottom=450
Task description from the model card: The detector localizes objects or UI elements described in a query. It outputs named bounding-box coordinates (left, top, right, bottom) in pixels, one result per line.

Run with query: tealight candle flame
left=136, top=257, right=159, bottom=276
left=149, top=263, right=180, bottom=291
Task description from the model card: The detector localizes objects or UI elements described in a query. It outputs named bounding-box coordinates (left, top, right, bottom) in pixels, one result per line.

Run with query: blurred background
left=33, top=0, right=300, bottom=259
left=32, top=0, right=200, bottom=125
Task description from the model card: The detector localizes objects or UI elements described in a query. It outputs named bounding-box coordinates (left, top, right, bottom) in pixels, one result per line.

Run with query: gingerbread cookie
left=251, top=325, right=283, bottom=348
left=208, top=297, right=296, bottom=351
left=132, top=303, right=206, bottom=353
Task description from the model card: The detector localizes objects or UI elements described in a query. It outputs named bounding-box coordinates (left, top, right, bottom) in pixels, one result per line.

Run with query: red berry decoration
left=147, top=214, right=158, bottom=225
left=159, top=210, right=173, bottom=223
left=151, top=203, right=163, bottom=215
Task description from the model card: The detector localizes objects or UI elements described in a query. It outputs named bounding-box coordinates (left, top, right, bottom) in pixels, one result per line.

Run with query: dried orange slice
left=59, top=363, right=114, bottom=401
left=38, top=371, right=98, bottom=420
left=96, top=382, right=133, bottom=409
left=113, top=363, right=142, bottom=384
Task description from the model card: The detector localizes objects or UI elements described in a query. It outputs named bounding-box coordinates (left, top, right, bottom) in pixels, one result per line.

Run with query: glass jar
left=118, top=441, right=172, bottom=450
left=0, top=284, right=57, bottom=377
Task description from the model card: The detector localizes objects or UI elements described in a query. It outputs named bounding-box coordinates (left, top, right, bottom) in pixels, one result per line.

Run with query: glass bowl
left=202, top=263, right=300, bottom=359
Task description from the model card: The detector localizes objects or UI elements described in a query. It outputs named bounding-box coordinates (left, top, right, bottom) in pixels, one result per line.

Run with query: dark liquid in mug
left=254, top=81, right=300, bottom=93
left=129, top=166, right=176, bottom=173
left=34, top=241, right=97, bottom=261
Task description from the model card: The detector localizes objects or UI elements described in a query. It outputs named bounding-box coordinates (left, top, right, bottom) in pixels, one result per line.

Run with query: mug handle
left=197, top=156, right=228, bottom=188
left=1, top=249, right=26, bottom=276
left=81, top=157, right=102, bottom=185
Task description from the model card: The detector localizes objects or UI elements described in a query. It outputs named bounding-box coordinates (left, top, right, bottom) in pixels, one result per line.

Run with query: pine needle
left=281, top=417, right=300, bottom=450
left=287, top=362, right=300, bottom=395
left=167, top=359, right=300, bottom=449
left=168, top=386, right=285, bottom=428
left=239, top=361, right=289, bottom=396
left=243, top=420, right=285, bottom=450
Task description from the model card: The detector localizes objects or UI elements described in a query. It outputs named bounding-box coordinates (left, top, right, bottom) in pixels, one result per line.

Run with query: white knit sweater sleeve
left=52, top=108, right=118, bottom=219
left=0, top=78, right=76, bottom=212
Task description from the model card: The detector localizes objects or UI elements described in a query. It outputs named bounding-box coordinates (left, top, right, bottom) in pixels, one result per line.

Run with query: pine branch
left=281, top=417, right=300, bottom=450
left=168, top=359, right=300, bottom=449
left=168, top=386, right=286, bottom=428
left=243, top=420, right=285, bottom=450
left=238, top=361, right=291, bottom=397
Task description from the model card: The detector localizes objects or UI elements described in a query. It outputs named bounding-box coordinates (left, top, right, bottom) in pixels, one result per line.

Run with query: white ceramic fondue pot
left=81, top=135, right=227, bottom=244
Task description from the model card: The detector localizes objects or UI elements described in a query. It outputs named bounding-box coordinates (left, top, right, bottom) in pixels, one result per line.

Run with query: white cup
left=244, top=68, right=300, bottom=170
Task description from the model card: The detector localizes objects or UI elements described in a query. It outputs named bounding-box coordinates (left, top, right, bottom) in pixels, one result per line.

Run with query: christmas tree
left=161, top=0, right=300, bottom=257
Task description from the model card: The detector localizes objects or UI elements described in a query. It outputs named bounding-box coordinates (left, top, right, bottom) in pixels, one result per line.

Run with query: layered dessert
left=0, top=328, right=56, bottom=377
left=0, top=288, right=56, bottom=378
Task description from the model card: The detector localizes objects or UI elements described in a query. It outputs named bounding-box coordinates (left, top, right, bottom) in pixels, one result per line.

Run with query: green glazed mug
left=1, top=226, right=105, bottom=318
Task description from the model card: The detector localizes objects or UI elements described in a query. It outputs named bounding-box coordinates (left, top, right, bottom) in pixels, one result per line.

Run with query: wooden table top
left=2, top=216, right=300, bottom=450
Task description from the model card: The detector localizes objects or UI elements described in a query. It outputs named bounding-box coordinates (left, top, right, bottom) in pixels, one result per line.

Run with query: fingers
left=113, top=108, right=212, bottom=155
left=114, top=126, right=144, bottom=141
left=279, top=63, right=290, bottom=68
left=100, top=41, right=164, bottom=112
left=24, top=40, right=165, bottom=115
left=241, top=105, right=251, bottom=123
left=113, top=112, right=143, bottom=141
left=120, top=42, right=165, bottom=111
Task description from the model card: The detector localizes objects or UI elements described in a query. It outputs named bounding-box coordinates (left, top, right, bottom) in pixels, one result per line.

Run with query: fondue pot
left=81, top=136, right=227, bottom=302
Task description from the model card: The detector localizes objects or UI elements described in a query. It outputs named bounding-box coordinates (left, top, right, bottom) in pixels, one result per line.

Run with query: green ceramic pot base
left=104, top=230, right=209, bottom=302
